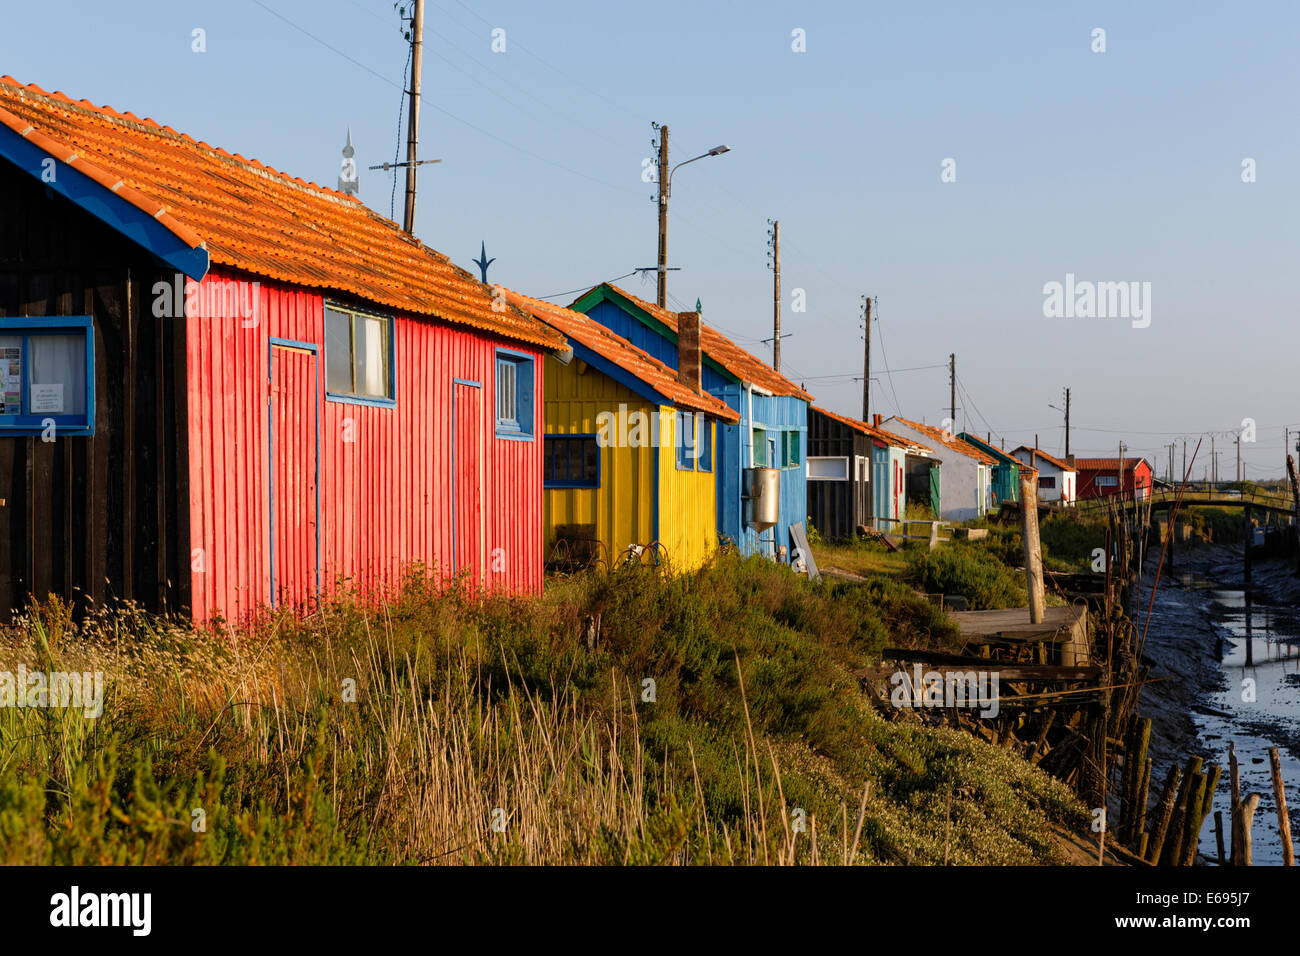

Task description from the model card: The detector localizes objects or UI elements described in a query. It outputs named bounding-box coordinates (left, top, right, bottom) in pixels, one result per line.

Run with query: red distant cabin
left=0, top=76, right=565, bottom=622
left=1073, top=457, right=1153, bottom=500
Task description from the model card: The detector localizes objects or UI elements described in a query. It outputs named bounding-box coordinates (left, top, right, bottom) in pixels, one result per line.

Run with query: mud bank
left=1136, top=540, right=1300, bottom=864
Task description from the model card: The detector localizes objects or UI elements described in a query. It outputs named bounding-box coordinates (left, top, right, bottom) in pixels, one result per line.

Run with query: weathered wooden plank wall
left=0, top=168, right=189, bottom=620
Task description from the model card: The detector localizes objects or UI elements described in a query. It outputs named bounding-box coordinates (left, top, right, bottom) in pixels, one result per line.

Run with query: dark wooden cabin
left=0, top=153, right=190, bottom=620
left=806, top=406, right=877, bottom=540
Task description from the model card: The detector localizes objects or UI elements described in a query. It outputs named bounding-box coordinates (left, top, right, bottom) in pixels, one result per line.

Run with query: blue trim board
left=0, top=315, right=96, bottom=436
left=0, top=129, right=210, bottom=281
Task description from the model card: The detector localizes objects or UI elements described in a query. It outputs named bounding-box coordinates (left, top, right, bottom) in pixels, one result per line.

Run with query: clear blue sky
left=4, top=0, right=1296, bottom=479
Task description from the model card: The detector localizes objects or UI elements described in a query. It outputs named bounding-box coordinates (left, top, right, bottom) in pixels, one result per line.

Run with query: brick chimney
left=873, top=414, right=882, bottom=427
left=677, top=311, right=702, bottom=392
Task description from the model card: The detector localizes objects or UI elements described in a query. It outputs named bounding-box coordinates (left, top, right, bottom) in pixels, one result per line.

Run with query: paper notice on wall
left=29, top=383, right=63, bottom=414
left=0, top=348, right=19, bottom=415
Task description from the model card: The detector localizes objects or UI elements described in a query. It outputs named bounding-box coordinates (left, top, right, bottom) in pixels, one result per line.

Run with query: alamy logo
left=890, top=665, right=1000, bottom=718
left=595, top=404, right=701, bottom=458
left=49, top=886, right=151, bottom=936
left=1042, top=273, right=1151, bottom=328
left=0, top=666, right=103, bottom=718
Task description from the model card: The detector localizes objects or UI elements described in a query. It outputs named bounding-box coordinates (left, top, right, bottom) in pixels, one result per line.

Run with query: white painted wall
left=1011, top=450, right=1076, bottom=504
left=883, top=418, right=987, bottom=521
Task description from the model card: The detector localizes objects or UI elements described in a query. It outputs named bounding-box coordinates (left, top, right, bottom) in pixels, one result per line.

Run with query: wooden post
left=1288, top=455, right=1300, bottom=575
left=1244, top=504, right=1252, bottom=583
left=1019, top=474, right=1046, bottom=624
left=1269, top=747, right=1294, bottom=866
left=1160, top=756, right=1202, bottom=866
left=1179, top=771, right=1207, bottom=865
left=1238, top=794, right=1261, bottom=866
left=1214, top=810, right=1226, bottom=865
left=1135, top=756, right=1153, bottom=850
left=1120, top=717, right=1151, bottom=846
left=1146, top=764, right=1182, bottom=864
left=1229, top=740, right=1241, bottom=864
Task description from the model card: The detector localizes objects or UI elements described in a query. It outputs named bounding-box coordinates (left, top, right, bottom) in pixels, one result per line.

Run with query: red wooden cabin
left=0, top=76, right=564, bottom=622
left=1073, top=457, right=1153, bottom=500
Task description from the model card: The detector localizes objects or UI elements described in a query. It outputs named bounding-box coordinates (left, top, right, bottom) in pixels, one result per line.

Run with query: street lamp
left=650, top=125, right=731, bottom=307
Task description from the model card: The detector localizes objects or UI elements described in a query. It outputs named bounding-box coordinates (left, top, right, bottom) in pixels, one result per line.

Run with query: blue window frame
left=544, top=434, right=599, bottom=488
left=324, top=302, right=396, bottom=407
left=675, top=412, right=714, bottom=472
left=0, top=316, right=95, bottom=436
left=495, top=348, right=535, bottom=439
left=675, top=411, right=695, bottom=470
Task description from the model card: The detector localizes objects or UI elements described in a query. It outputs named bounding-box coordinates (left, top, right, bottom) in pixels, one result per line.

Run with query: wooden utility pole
left=949, top=353, right=956, bottom=430
left=861, top=297, right=871, bottom=421
left=402, top=0, right=425, bottom=234
left=656, top=124, right=669, bottom=307
left=1020, top=474, right=1046, bottom=624
left=1064, top=387, right=1071, bottom=459
left=771, top=220, right=781, bottom=371
left=1236, top=434, right=1241, bottom=483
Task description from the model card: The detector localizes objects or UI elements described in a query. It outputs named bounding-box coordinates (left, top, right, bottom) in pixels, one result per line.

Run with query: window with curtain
left=325, top=304, right=393, bottom=402
left=0, top=317, right=94, bottom=436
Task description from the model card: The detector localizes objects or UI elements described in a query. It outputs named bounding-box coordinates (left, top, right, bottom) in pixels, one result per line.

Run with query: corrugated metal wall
left=542, top=356, right=655, bottom=561
left=187, top=267, right=543, bottom=621
left=655, top=409, right=717, bottom=571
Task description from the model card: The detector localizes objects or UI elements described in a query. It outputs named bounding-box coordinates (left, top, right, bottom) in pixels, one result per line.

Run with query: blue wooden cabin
left=569, top=283, right=812, bottom=561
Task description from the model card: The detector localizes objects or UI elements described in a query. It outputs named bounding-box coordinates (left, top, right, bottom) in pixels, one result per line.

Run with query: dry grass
left=0, top=556, right=1087, bottom=865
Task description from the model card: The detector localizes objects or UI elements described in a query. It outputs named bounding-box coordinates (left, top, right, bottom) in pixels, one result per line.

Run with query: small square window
left=495, top=350, right=535, bottom=439
left=698, top=417, right=713, bottom=473
left=544, top=435, right=599, bottom=488
left=752, top=428, right=768, bottom=466
left=783, top=430, right=801, bottom=467
left=325, top=304, right=394, bottom=403
left=0, top=318, right=94, bottom=436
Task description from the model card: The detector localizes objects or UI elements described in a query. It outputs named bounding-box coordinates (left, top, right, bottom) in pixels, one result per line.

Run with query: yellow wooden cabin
left=506, top=291, right=740, bottom=572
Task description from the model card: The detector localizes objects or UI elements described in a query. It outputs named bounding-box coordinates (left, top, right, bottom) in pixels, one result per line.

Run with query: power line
left=537, top=270, right=639, bottom=301
left=872, top=297, right=902, bottom=416
left=247, top=0, right=641, bottom=200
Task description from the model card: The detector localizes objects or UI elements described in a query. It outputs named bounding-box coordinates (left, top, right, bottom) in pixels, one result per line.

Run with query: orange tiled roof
left=1073, top=457, right=1149, bottom=472
left=812, top=406, right=933, bottom=452
left=1011, top=446, right=1075, bottom=472
left=0, top=76, right=564, bottom=351
left=887, top=416, right=999, bottom=466
left=583, top=284, right=814, bottom=402
left=507, top=290, right=739, bottom=423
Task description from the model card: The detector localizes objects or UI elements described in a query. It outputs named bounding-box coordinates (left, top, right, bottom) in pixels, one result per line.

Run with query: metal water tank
left=745, top=467, right=781, bottom=531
